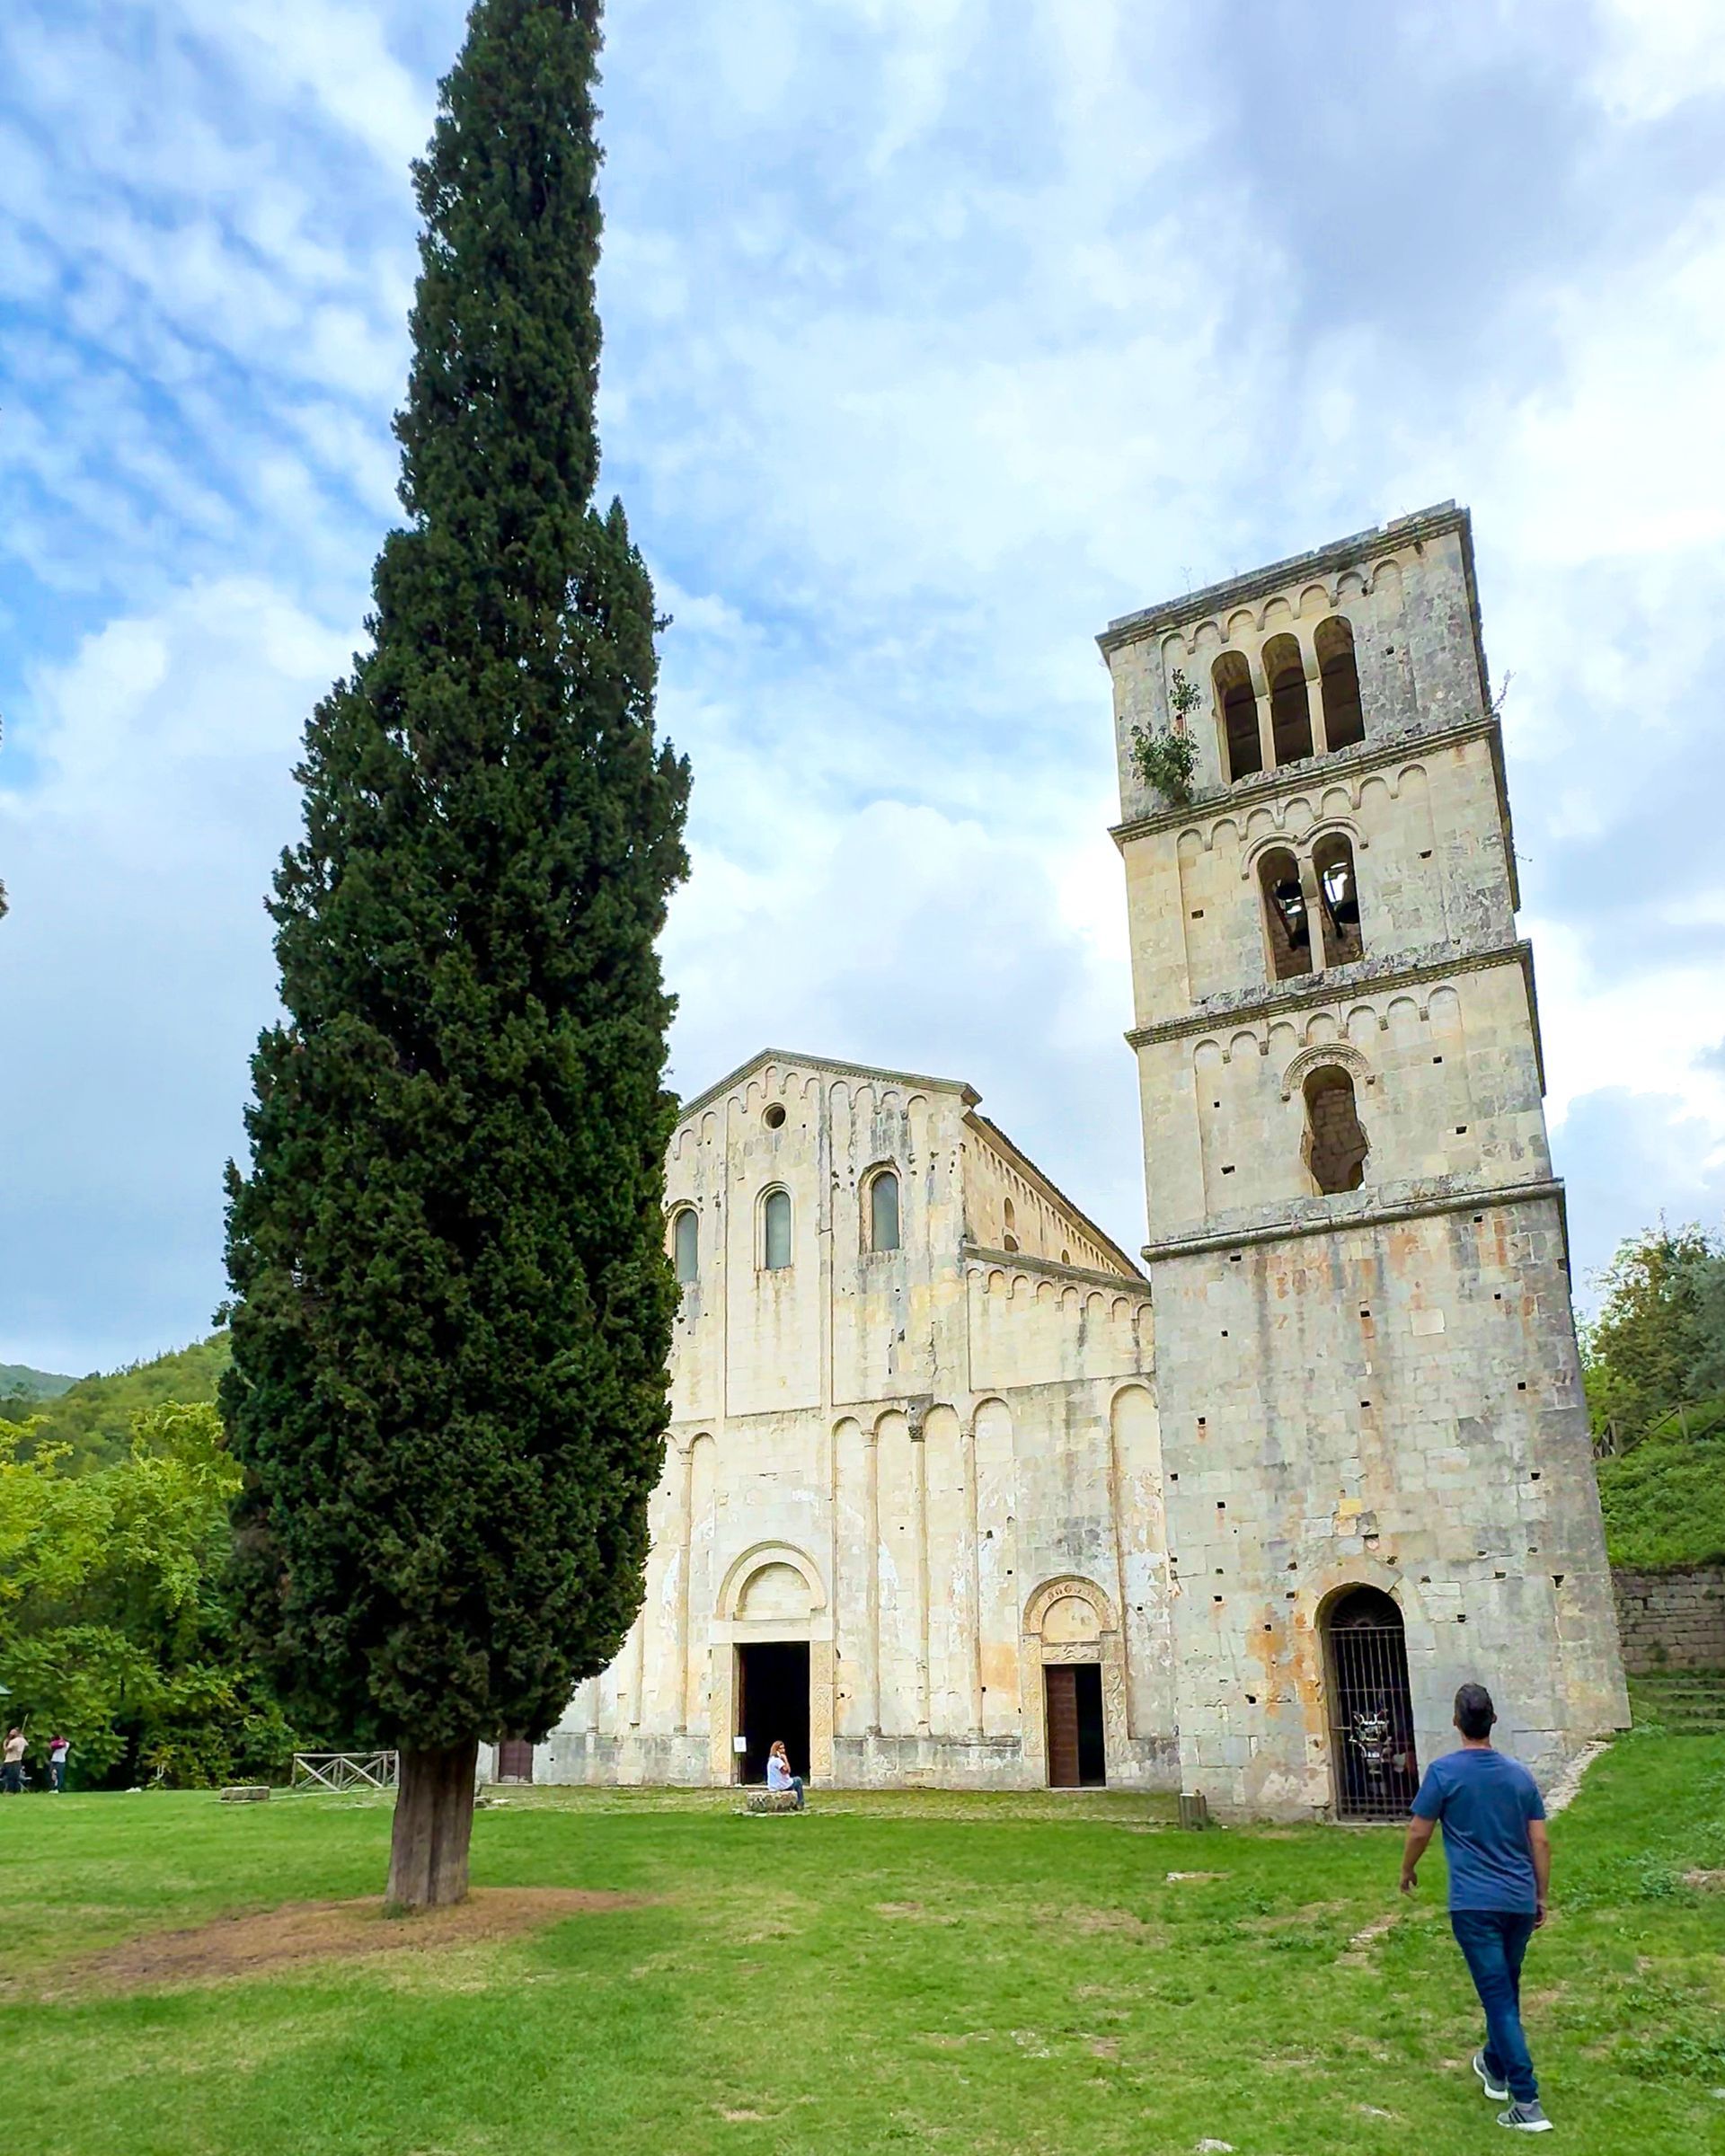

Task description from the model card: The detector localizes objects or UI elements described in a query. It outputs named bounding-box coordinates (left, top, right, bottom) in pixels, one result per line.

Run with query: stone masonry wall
left=1612, top=1567, right=1725, bottom=1674
left=1150, top=1191, right=1627, bottom=1816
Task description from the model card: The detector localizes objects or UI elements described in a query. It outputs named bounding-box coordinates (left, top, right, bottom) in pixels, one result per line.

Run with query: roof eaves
left=963, top=1112, right=1146, bottom=1281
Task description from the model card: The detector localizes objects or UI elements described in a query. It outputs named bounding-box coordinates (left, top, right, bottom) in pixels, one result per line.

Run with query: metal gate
left=1324, top=1619, right=1419, bottom=1821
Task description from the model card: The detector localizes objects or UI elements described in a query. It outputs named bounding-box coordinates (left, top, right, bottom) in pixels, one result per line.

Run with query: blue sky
left=3, top=0, right=1723, bottom=1375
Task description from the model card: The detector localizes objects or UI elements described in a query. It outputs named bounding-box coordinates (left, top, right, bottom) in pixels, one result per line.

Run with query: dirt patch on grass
left=42, top=1887, right=644, bottom=1997
left=873, top=1900, right=958, bottom=1923
left=1336, top=1908, right=1400, bottom=1966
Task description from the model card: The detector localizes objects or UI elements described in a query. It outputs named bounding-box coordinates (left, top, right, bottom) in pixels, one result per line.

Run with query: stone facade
left=1614, top=1568, right=1725, bottom=1674
left=498, top=502, right=1629, bottom=1816
left=1102, top=500, right=1627, bottom=1812
left=533, top=1054, right=1176, bottom=1792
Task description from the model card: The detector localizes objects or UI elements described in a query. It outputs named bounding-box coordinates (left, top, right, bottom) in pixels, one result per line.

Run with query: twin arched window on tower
left=1216, top=616, right=1366, bottom=785
left=1258, top=834, right=1364, bottom=982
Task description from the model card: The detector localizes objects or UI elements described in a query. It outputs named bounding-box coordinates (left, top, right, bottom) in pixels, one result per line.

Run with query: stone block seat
left=744, top=1789, right=801, bottom=1815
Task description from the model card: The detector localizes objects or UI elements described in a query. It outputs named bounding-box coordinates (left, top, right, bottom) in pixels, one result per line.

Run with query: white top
left=766, top=1755, right=792, bottom=1789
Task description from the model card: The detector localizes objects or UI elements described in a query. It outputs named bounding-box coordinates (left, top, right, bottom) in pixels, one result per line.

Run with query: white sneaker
left=1498, top=2099, right=1553, bottom=2133
left=1473, top=2052, right=1509, bottom=2101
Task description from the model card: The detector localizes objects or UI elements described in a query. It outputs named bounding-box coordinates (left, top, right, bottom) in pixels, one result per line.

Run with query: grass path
left=1, top=1732, right=1721, bottom=2154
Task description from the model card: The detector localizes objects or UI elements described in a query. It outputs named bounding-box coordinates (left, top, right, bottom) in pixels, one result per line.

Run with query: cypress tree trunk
left=387, top=1741, right=480, bottom=1911
left=222, top=0, right=688, bottom=1912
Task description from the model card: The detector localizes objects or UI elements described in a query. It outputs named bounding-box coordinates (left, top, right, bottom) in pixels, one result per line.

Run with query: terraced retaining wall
left=1613, top=1567, right=1725, bottom=1674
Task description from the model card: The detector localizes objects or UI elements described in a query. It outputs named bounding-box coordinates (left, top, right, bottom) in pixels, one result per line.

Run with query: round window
left=764, top=1103, right=786, bottom=1129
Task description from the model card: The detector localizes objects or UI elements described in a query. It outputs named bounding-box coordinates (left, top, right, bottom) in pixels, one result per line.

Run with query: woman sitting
left=765, top=1740, right=807, bottom=1810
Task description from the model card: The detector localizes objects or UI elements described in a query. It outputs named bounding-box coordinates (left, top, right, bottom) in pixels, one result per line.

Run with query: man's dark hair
left=1455, top=1683, right=1496, bottom=1740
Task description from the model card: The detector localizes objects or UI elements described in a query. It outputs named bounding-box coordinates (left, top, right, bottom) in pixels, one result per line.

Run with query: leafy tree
left=1683, top=1250, right=1725, bottom=1401
left=1581, top=1225, right=1720, bottom=1448
left=1, top=1336, right=229, bottom=1472
left=0, top=1403, right=294, bottom=1785
left=223, top=0, right=688, bottom=1908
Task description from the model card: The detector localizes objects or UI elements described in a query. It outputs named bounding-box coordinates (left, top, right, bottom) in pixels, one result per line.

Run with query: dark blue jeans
left=1451, top=1909, right=1538, bottom=2104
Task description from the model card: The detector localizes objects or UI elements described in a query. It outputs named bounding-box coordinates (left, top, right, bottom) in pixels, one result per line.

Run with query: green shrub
left=1597, top=1416, right=1725, bottom=1569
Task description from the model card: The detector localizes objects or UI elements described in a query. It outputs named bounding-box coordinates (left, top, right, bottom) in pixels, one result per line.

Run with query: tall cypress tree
left=222, top=0, right=688, bottom=1908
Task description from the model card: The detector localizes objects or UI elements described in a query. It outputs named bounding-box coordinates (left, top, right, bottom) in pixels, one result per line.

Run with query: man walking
left=2, top=1727, right=25, bottom=1794
left=1401, top=1683, right=1553, bottom=2133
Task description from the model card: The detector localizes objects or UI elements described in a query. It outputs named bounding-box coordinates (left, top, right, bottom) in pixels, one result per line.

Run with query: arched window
left=1002, top=1196, right=1019, bottom=1253
left=1263, top=633, right=1313, bottom=766
left=868, top=1168, right=900, bottom=1253
left=1214, top=651, right=1261, bottom=782
left=762, top=1188, right=792, bottom=1270
left=671, top=1206, right=699, bottom=1286
left=1303, top=1065, right=1368, bottom=1194
left=1322, top=1585, right=1418, bottom=1820
left=1313, top=834, right=1364, bottom=968
left=1315, top=615, right=1364, bottom=750
left=1259, top=847, right=1314, bottom=981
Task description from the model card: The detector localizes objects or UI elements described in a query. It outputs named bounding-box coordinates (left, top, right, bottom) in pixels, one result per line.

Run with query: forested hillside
left=0, top=1365, right=75, bottom=1401
left=0, top=1337, right=229, bottom=1472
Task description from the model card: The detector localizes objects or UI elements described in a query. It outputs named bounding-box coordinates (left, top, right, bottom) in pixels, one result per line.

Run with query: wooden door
left=496, top=1738, right=534, bottom=1783
left=1045, top=1666, right=1081, bottom=1789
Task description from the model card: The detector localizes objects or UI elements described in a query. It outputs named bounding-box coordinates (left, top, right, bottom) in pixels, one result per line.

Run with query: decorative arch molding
left=1280, top=1040, right=1373, bottom=1103
left=1169, top=756, right=1443, bottom=861
left=1023, top=1573, right=1119, bottom=1638
left=1149, top=583, right=1396, bottom=666
left=716, top=1541, right=827, bottom=1623
left=1240, top=817, right=1367, bottom=881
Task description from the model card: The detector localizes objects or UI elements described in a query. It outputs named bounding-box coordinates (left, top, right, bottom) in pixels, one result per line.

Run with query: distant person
left=765, top=1740, right=806, bottom=1811
left=1400, top=1683, right=1552, bottom=2134
left=48, top=1735, right=69, bottom=1793
left=2, top=1727, right=25, bottom=1795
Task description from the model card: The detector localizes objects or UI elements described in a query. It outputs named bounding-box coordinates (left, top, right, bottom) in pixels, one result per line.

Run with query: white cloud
left=0, top=582, right=345, bottom=1369
left=1588, top=0, right=1725, bottom=122
left=167, top=0, right=435, bottom=172
left=4, top=0, right=1725, bottom=1366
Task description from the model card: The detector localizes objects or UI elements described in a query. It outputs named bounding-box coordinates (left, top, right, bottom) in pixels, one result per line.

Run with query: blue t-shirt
left=1411, top=1746, right=1546, bottom=1912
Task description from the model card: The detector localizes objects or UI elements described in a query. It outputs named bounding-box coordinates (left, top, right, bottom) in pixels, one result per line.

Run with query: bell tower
left=1101, top=503, right=1626, bottom=1817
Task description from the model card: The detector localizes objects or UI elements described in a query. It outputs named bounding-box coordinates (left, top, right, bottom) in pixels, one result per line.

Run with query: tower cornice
left=1097, top=499, right=1473, bottom=657
left=1125, top=939, right=1545, bottom=1096
left=1139, top=1173, right=1570, bottom=1266
left=1109, top=711, right=1519, bottom=917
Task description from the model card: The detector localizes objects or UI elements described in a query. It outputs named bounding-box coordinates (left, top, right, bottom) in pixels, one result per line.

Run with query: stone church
left=491, top=501, right=1629, bottom=1819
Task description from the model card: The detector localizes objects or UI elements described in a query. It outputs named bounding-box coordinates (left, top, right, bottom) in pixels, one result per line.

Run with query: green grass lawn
left=3, top=1733, right=1721, bottom=2156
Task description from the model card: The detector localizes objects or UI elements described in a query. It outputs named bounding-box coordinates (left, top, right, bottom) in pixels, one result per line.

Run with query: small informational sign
left=732, top=1735, right=748, bottom=1754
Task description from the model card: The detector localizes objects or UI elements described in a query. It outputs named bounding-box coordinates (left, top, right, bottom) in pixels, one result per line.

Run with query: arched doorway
left=709, top=1542, right=835, bottom=1788
left=1322, top=1585, right=1419, bottom=1820
left=1021, top=1577, right=1126, bottom=1789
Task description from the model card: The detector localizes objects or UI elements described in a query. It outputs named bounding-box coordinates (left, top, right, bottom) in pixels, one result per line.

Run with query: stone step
left=1629, top=1674, right=1725, bottom=1734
